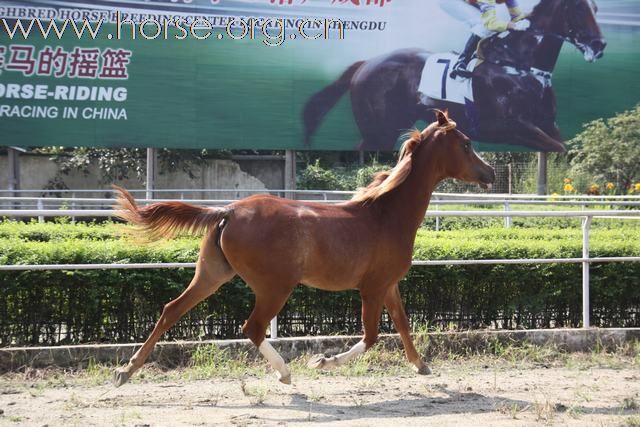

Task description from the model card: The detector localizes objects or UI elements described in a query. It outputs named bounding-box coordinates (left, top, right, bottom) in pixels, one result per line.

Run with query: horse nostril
left=593, top=39, right=607, bottom=53
left=484, top=167, right=496, bottom=184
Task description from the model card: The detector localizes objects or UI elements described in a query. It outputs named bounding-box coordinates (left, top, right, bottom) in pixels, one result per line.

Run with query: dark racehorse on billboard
left=303, top=0, right=606, bottom=152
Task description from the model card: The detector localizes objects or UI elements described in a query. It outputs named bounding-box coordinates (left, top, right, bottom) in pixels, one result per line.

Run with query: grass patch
left=626, top=416, right=640, bottom=427
left=184, top=344, right=265, bottom=380
left=240, top=381, right=270, bottom=405
left=3, top=338, right=639, bottom=387
left=622, top=397, right=639, bottom=411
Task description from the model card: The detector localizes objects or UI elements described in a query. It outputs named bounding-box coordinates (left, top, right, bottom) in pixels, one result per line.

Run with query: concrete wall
left=0, top=153, right=286, bottom=198
left=0, top=156, right=5, bottom=188
left=233, top=156, right=286, bottom=192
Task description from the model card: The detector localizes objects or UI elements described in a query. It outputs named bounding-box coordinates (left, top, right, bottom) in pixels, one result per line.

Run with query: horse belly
left=299, top=225, right=371, bottom=291
left=301, top=255, right=366, bottom=292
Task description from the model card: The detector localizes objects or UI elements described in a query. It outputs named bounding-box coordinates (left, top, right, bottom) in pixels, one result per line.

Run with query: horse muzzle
left=477, top=166, right=496, bottom=190
left=579, top=38, right=607, bottom=62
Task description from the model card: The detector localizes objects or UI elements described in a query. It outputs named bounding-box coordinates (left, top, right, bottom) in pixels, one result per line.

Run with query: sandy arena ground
left=1, top=357, right=639, bottom=426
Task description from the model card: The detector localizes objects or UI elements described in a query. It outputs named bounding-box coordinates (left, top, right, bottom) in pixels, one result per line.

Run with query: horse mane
left=351, top=119, right=456, bottom=204
left=528, top=0, right=596, bottom=20
left=528, top=0, right=569, bottom=23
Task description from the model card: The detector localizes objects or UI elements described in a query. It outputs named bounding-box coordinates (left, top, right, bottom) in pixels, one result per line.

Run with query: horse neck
left=532, top=35, right=563, bottom=72
left=377, top=145, right=442, bottom=238
left=529, top=2, right=565, bottom=72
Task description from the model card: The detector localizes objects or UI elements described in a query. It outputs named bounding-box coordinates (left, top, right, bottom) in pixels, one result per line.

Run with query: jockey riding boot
left=450, top=34, right=481, bottom=80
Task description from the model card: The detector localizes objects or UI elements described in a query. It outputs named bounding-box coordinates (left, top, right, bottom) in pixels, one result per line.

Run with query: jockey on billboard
left=441, top=0, right=531, bottom=79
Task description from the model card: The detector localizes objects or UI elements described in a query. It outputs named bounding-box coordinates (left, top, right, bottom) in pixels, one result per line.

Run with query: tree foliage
left=570, top=104, right=640, bottom=190
left=354, top=161, right=391, bottom=189
left=37, top=147, right=210, bottom=187
left=298, top=159, right=349, bottom=190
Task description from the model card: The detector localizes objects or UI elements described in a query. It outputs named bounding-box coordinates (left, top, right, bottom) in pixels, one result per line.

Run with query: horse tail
left=303, top=60, right=365, bottom=146
left=113, top=185, right=228, bottom=241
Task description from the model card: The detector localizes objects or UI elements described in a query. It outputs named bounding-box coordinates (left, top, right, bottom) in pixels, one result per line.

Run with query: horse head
left=423, top=111, right=495, bottom=189
left=530, top=0, right=606, bottom=62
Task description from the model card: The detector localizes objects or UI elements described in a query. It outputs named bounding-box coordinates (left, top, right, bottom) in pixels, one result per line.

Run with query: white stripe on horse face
left=258, top=340, right=290, bottom=383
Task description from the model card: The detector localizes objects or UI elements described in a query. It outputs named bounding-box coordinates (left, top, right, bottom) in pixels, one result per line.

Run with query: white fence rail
left=1, top=208, right=639, bottom=334
left=3, top=196, right=640, bottom=206
left=3, top=188, right=640, bottom=200
left=3, top=193, right=640, bottom=230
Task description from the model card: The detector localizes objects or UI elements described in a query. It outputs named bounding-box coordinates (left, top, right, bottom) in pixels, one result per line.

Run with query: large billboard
left=0, top=0, right=638, bottom=152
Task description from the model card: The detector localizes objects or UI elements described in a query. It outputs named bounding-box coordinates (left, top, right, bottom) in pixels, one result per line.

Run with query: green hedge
left=1, top=221, right=639, bottom=346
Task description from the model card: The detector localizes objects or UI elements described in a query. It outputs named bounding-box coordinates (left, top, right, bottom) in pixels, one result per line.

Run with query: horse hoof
left=113, top=369, right=130, bottom=387
left=415, top=364, right=432, bottom=375
left=278, top=373, right=292, bottom=385
left=307, top=354, right=326, bottom=369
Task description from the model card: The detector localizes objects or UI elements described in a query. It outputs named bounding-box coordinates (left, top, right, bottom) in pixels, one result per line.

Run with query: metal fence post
left=504, top=201, right=512, bottom=228
left=434, top=195, right=440, bottom=231
left=37, top=199, right=44, bottom=224
left=146, top=148, right=157, bottom=201
left=582, top=216, right=592, bottom=328
left=270, top=150, right=296, bottom=336
left=71, top=192, right=76, bottom=224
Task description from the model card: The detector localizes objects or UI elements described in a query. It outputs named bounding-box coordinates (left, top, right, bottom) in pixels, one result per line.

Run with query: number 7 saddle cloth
left=418, top=52, right=478, bottom=104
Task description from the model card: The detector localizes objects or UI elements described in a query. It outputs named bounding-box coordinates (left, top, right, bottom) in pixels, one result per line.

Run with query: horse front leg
left=510, top=118, right=566, bottom=152
left=242, top=287, right=296, bottom=384
left=477, top=118, right=566, bottom=152
left=308, top=293, right=385, bottom=370
left=384, top=284, right=431, bottom=375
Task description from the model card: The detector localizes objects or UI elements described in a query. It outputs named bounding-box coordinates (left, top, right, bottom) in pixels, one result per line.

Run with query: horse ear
left=435, top=109, right=449, bottom=126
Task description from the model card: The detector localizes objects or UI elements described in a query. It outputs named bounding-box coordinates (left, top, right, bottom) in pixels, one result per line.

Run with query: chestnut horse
left=303, top=0, right=606, bottom=152
left=112, top=111, right=495, bottom=387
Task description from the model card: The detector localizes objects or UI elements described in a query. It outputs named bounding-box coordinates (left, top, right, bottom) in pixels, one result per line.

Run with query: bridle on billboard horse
left=112, top=111, right=495, bottom=387
left=302, top=0, right=605, bottom=152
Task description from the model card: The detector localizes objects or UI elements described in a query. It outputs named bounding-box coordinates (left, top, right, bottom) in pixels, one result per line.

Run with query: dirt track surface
left=1, top=361, right=639, bottom=426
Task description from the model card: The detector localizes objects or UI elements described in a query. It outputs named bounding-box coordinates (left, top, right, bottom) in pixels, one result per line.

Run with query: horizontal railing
left=3, top=209, right=638, bottom=218
left=2, top=196, right=640, bottom=206
left=3, top=193, right=640, bottom=231
left=2, top=188, right=640, bottom=197
left=3, top=188, right=640, bottom=200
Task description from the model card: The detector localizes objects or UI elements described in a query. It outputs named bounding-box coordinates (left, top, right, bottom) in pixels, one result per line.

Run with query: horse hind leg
left=308, top=293, right=384, bottom=370
left=113, top=230, right=235, bottom=387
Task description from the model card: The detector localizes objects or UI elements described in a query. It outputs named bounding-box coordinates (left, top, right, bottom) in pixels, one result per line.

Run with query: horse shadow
left=209, top=384, right=629, bottom=423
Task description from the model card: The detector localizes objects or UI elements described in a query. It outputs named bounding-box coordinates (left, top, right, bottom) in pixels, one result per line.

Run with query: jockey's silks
left=464, top=0, right=523, bottom=32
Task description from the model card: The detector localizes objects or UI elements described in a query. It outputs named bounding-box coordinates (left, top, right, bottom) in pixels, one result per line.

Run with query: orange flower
left=635, top=183, right=640, bottom=192
left=564, top=183, right=575, bottom=193
left=606, top=182, right=615, bottom=190
left=563, top=178, right=572, bottom=184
